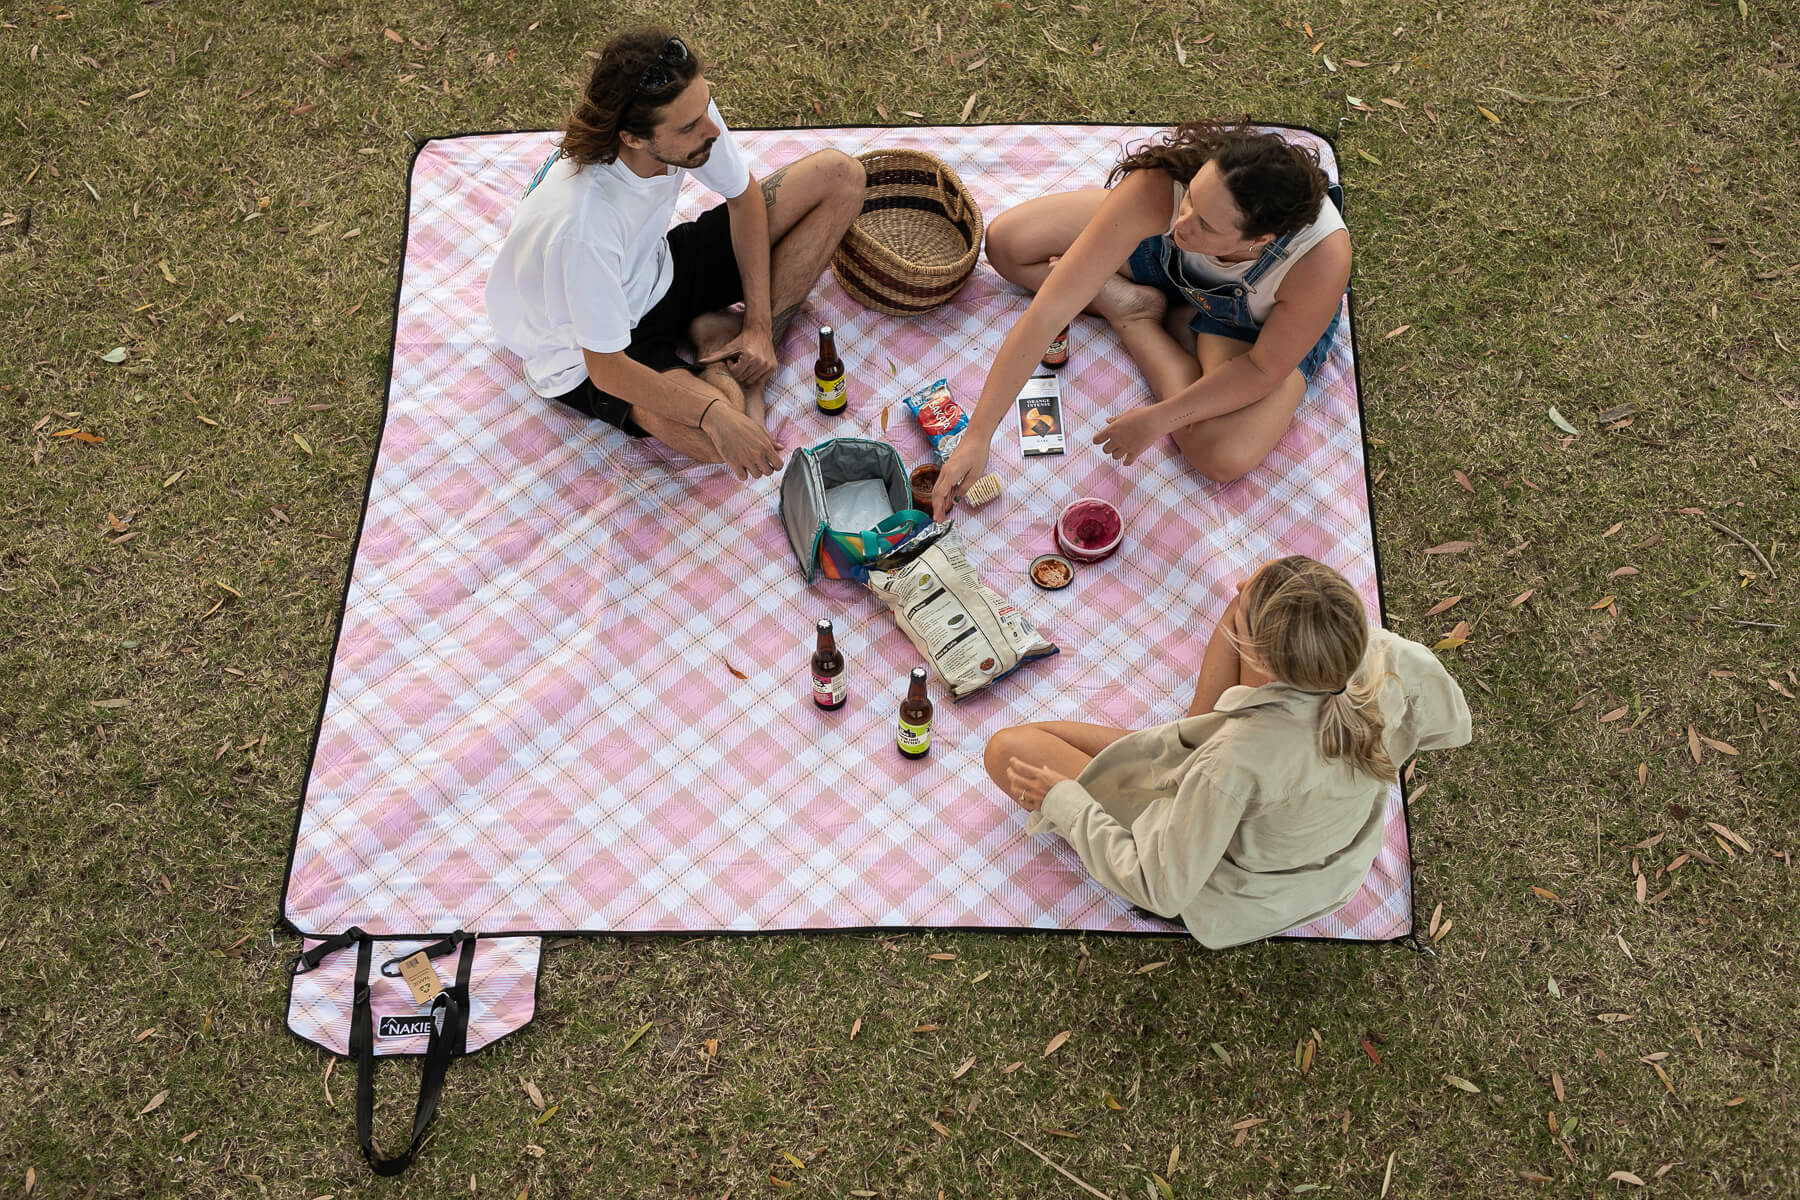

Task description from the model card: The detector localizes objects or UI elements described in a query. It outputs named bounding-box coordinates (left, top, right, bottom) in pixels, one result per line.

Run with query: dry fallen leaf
left=1607, top=1170, right=1646, bottom=1186
left=522, top=1079, right=545, bottom=1110
left=1552, top=1070, right=1564, bottom=1102
left=1444, top=1074, right=1482, bottom=1093
left=721, top=656, right=748, bottom=680
left=1043, top=1030, right=1071, bottom=1057
left=1425, top=595, right=1463, bottom=616
left=1530, top=886, right=1559, bottom=901
left=139, top=1089, right=169, bottom=1116
left=951, top=1055, right=976, bottom=1080
left=1452, top=469, right=1474, bottom=492
left=1476, top=104, right=1502, bottom=124
left=1426, top=540, right=1476, bottom=555
left=1687, top=725, right=1703, bottom=763
left=1706, top=822, right=1752, bottom=852
left=1599, top=706, right=1628, bottom=723
left=1699, top=736, right=1738, bottom=756
left=1384, top=324, right=1411, bottom=339
left=1590, top=595, right=1616, bottom=610
left=1509, top=588, right=1535, bottom=607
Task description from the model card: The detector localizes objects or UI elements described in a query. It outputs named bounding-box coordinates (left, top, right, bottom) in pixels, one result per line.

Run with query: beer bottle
left=896, top=666, right=932, bottom=758
left=1041, top=324, right=1070, bottom=370
left=811, top=618, right=846, bottom=710
left=814, top=325, right=848, bottom=416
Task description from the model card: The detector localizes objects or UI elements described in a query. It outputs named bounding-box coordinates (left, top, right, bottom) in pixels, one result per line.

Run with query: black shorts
left=553, top=202, right=743, bottom=437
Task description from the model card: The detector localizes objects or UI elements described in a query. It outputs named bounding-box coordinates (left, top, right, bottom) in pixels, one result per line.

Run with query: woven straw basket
left=831, top=149, right=985, bottom=316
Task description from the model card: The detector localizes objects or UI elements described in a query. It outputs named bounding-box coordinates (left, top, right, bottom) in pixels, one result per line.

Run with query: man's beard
left=657, top=138, right=716, bottom=169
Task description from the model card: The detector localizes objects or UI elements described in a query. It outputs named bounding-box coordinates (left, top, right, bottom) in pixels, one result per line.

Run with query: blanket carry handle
left=345, top=930, right=475, bottom=1176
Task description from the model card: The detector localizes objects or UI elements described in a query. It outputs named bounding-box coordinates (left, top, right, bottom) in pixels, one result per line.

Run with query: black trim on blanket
left=275, top=120, right=1419, bottom=969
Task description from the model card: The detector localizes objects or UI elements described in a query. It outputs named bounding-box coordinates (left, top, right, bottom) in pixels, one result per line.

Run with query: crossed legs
left=985, top=190, right=1305, bottom=484
left=983, top=591, right=1268, bottom=797
left=623, top=150, right=864, bottom=466
left=687, top=149, right=866, bottom=420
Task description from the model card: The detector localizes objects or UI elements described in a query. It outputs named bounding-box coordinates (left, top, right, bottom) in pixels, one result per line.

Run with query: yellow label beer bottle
left=811, top=618, right=846, bottom=710
left=896, top=666, right=932, bottom=758
left=815, top=325, right=847, bottom=415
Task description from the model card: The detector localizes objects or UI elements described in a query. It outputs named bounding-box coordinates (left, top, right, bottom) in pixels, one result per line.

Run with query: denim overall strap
left=1240, top=230, right=1297, bottom=288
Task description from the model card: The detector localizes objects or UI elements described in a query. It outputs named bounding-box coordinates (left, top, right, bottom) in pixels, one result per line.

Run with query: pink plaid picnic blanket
left=281, top=124, right=1408, bottom=951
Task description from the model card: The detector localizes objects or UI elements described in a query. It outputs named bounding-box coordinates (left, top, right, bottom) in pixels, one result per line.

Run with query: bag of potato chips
left=866, top=522, right=1058, bottom=700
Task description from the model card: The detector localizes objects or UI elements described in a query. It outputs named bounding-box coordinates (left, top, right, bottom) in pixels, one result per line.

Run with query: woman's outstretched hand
left=1005, top=756, right=1071, bottom=812
left=930, top=440, right=990, bottom=522
left=1093, top=404, right=1167, bottom=466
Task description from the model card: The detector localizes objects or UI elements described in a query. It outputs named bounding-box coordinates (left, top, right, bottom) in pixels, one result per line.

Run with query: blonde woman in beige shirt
left=985, top=556, right=1471, bottom=948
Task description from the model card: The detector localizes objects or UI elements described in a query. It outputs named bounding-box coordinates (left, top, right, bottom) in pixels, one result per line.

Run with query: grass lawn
left=2, top=0, right=1797, bottom=1196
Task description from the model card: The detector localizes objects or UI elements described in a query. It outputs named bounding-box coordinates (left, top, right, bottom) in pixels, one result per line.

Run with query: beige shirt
left=1027, top=627, right=1471, bottom=948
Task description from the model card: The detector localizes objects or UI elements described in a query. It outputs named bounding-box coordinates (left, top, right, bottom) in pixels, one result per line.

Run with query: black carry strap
left=289, top=925, right=365, bottom=976
left=350, top=932, right=475, bottom=1176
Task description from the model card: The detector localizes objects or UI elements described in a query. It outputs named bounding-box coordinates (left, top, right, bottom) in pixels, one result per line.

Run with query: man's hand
left=696, top=326, right=778, bottom=388
left=930, top=441, right=991, bottom=522
left=1093, top=404, right=1168, bottom=467
left=702, top=402, right=784, bottom=481
left=1005, top=755, right=1070, bottom=813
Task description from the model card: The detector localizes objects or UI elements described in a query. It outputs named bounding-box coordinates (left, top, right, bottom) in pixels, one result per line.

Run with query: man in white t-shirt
left=485, top=30, right=864, bottom=481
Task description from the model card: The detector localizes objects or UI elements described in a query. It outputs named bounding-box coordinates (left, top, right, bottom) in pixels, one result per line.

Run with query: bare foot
left=695, top=362, right=746, bottom=412
left=740, top=379, right=768, bottom=431
left=1086, top=273, right=1169, bottom=327
left=688, top=310, right=743, bottom=362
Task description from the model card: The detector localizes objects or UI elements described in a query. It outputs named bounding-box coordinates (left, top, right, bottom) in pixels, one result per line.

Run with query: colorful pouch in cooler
left=286, top=930, right=541, bottom=1176
left=778, top=437, right=929, bottom=582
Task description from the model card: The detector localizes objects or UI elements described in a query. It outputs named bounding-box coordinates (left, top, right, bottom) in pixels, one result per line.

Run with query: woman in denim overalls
left=929, top=123, right=1351, bottom=519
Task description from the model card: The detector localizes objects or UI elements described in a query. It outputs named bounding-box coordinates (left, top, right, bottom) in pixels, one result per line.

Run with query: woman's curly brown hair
left=558, top=28, right=702, bottom=169
left=1107, top=120, right=1329, bottom=239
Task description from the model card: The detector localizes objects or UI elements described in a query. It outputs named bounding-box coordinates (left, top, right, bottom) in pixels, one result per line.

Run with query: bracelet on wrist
left=697, top=397, right=720, bottom=431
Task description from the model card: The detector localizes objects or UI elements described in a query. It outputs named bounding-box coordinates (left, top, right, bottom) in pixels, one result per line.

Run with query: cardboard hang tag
left=396, top=951, right=444, bottom=1006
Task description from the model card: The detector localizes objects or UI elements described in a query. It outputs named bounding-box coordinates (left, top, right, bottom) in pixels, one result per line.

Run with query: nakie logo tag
left=377, top=1012, right=441, bottom=1039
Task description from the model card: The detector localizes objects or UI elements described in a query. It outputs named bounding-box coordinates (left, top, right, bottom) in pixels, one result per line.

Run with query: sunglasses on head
left=637, top=36, right=691, bottom=94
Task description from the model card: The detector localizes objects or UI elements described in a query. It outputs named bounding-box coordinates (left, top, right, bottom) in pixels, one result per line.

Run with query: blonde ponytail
left=1240, top=556, right=1395, bottom=782
left=1316, top=675, right=1395, bottom=781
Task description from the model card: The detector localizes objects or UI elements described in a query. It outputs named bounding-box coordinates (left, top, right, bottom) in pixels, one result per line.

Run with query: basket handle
left=935, top=163, right=964, bottom=223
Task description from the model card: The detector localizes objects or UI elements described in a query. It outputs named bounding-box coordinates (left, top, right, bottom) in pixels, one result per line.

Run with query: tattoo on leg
left=771, top=302, right=802, bottom=337
left=760, top=165, right=790, bottom=208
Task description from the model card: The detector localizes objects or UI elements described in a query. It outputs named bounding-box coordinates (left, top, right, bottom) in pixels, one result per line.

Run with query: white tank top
left=1166, top=178, right=1347, bottom=324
